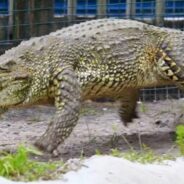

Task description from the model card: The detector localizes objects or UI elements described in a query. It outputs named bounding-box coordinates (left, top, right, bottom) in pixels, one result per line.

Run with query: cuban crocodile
left=0, top=19, right=184, bottom=154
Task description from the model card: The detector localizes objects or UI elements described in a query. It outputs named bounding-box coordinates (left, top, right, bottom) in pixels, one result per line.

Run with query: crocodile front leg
left=35, top=66, right=81, bottom=154
left=119, top=88, right=139, bottom=125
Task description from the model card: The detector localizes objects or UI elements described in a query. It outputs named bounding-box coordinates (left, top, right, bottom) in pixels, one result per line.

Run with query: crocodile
left=0, top=18, right=184, bottom=154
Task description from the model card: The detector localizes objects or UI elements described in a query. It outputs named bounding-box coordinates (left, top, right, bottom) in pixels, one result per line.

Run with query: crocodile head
left=0, top=58, right=31, bottom=108
left=0, top=37, right=54, bottom=111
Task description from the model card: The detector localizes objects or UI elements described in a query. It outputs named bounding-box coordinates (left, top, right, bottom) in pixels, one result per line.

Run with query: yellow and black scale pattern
left=0, top=19, right=183, bottom=154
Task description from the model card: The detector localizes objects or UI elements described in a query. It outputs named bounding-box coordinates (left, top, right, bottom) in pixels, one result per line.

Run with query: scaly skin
left=0, top=19, right=184, bottom=154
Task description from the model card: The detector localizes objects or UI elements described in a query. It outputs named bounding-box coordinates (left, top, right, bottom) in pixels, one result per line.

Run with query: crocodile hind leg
left=119, top=88, right=139, bottom=125
left=35, top=66, right=81, bottom=154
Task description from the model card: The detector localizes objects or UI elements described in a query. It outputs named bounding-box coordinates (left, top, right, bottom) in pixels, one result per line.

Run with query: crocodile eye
left=5, top=60, right=16, bottom=67
left=0, top=60, right=16, bottom=71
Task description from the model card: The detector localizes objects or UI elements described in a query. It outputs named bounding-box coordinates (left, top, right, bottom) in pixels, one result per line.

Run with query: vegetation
left=108, top=124, right=184, bottom=163
left=0, top=145, right=64, bottom=181
left=110, top=146, right=173, bottom=164
left=80, top=107, right=97, bottom=116
left=139, top=102, right=147, bottom=113
left=175, top=125, right=184, bottom=155
left=0, top=123, right=183, bottom=182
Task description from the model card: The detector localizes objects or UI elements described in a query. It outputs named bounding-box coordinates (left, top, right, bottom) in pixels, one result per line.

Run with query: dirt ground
left=0, top=99, right=184, bottom=160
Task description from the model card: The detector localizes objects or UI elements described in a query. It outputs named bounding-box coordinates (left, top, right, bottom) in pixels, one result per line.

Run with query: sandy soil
left=0, top=99, right=184, bottom=160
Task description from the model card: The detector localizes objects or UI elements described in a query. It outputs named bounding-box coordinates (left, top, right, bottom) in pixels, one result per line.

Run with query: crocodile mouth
left=0, top=78, right=30, bottom=107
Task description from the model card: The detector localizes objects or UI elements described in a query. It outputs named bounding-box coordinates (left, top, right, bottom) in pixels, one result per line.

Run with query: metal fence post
left=126, top=0, right=136, bottom=19
left=68, top=0, right=76, bottom=24
left=8, top=0, right=13, bottom=39
left=13, top=0, right=29, bottom=40
left=0, top=13, right=8, bottom=42
left=30, top=0, right=54, bottom=37
left=156, top=0, right=165, bottom=26
left=97, top=0, right=107, bottom=19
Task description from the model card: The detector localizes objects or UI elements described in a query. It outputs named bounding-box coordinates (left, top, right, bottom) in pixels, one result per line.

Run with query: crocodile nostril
left=0, top=66, right=10, bottom=71
left=14, top=74, right=29, bottom=80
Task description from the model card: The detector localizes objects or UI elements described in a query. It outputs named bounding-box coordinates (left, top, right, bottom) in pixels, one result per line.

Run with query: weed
left=110, top=145, right=173, bottom=164
left=80, top=148, right=85, bottom=160
left=109, top=132, right=173, bottom=163
left=95, top=149, right=101, bottom=155
left=80, top=107, right=97, bottom=116
left=175, top=125, right=184, bottom=155
left=110, top=124, right=121, bottom=148
left=0, top=145, right=64, bottom=181
left=139, top=102, right=147, bottom=113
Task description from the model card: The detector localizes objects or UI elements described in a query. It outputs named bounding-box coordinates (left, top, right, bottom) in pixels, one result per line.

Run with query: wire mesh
left=0, top=0, right=183, bottom=101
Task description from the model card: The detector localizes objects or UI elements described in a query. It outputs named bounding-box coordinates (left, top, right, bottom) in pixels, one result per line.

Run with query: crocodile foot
left=34, top=133, right=61, bottom=156
left=122, top=112, right=139, bottom=126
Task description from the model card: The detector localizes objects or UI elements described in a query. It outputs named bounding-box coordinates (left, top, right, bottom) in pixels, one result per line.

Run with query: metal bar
left=68, top=0, right=76, bottom=24
left=97, top=0, right=107, bottom=19
left=156, top=0, right=165, bottom=26
left=126, top=0, right=136, bottom=19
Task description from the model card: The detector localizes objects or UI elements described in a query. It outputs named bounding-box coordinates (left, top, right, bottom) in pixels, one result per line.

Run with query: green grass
left=176, top=125, right=184, bottom=155
left=139, top=102, right=147, bottom=113
left=96, top=145, right=174, bottom=164
left=108, top=123, right=184, bottom=163
left=110, top=146, right=173, bottom=164
left=1, top=125, right=183, bottom=181
left=0, top=145, right=64, bottom=181
left=80, top=107, right=97, bottom=116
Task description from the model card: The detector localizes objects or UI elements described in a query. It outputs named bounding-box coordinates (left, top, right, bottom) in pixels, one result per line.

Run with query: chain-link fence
left=0, top=0, right=184, bottom=101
